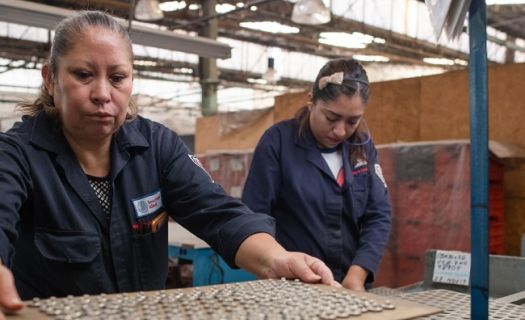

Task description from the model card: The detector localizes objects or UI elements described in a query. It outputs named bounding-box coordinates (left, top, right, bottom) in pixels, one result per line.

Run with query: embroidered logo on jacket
left=374, top=164, right=388, bottom=188
left=132, top=190, right=163, bottom=218
left=354, top=159, right=368, bottom=169
left=352, top=159, right=369, bottom=175
left=188, top=154, right=214, bottom=182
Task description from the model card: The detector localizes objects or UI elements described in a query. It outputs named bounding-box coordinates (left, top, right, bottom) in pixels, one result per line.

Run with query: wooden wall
left=195, top=108, right=274, bottom=153
left=195, top=62, right=525, bottom=255
left=273, top=91, right=309, bottom=123
left=367, top=77, right=423, bottom=143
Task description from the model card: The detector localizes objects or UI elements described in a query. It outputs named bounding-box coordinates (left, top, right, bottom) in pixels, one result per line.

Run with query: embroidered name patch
left=132, top=190, right=163, bottom=218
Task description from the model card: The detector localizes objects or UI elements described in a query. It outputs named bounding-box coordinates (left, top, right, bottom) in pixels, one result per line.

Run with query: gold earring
left=307, top=101, right=313, bottom=110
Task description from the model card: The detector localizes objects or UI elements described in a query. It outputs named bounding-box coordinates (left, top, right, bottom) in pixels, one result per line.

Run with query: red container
left=396, top=220, right=435, bottom=255
left=396, top=182, right=435, bottom=224
left=374, top=250, right=396, bottom=288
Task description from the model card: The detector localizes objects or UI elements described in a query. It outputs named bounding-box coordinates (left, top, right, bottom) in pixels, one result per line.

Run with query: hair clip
left=318, top=71, right=369, bottom=90
left=318, top=72, right=344, bottom=90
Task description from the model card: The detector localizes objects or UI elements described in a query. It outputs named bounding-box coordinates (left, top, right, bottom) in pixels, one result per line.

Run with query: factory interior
left=0, top=0, right=524, bottom=319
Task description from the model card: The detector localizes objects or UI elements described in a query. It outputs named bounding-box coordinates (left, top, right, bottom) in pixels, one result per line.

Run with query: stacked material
left=197, top=151, right=253, bottom=199
left=197, top=141, right=506, bottom=288
left=375, top=141, right=504, bottom=287
left=19, top=279, right=440, bottom=320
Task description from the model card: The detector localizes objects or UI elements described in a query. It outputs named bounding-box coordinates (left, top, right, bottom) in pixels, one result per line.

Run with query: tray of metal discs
left=11, top=279, right=441, bottom=320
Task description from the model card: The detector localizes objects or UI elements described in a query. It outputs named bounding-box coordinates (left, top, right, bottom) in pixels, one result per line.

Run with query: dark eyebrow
left=347, top=115, right=362, bottom=121
left=323, top=109, right=342, bottom=119
left=323, top=109, right=361, bottom=121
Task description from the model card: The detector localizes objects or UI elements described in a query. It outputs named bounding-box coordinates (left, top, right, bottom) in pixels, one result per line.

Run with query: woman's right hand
left=235, top=233, right=341, bottom=287
left=0, top=262, right=23, bottom=320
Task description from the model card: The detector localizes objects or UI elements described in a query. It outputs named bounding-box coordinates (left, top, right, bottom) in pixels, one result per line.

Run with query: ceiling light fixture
left=173, top=67, right=193, bottom=74
left=291, top=0, right=330, bottom=25
left=352, top=55, right=390, bottom=62
left=423, top=57, right=455, bottom=65
left=454, top=59, right=468, bottom=66
left=486, top=0, right=525, bottom=4
left=134, top=60, right=158, bottom=66
left=318, top=32, right=374, bottom=49
left=135, top=0, right=164, bottom=21
left=240, top=21, right=300, bottom=34
left=216, top=3, right=236, bottom=14
left=159, top=1, right=186, bottom=12
left=262, top=57, right=280, bottom=83
left=188, top=3, right=200, bottom=10
left=247, top=78, right=268, bottom=85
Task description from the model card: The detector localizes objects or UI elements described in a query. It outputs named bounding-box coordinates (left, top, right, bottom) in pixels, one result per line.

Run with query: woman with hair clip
left=243, top=58, right=392, bottom=291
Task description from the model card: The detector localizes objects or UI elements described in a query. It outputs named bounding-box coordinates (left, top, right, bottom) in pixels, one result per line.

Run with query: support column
left=505, top=35, right=515, bottom=64
left=469, top=0, right=489, bottom=319
left=199, top=0, right=219, bottom=116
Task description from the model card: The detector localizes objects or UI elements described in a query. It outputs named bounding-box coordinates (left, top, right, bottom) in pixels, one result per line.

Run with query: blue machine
left=168, top=244, right=256, bottom=287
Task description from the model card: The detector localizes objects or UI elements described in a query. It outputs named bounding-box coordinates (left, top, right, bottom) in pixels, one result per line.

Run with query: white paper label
left=230, top=158, right=244, bottom=172
left=230, top=186, right=242, bottom=198
left=209, top=158, right=220, bottom=172
left=432, top=250, right=471, bottom=286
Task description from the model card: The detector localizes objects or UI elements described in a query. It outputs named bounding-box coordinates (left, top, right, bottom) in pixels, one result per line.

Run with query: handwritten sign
left=432, top=250, right=470, bottom=286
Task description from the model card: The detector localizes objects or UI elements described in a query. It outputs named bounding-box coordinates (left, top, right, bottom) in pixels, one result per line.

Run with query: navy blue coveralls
left=242, top=118, right=391, bottom=284
left=0, top=113, right=275, bottom=299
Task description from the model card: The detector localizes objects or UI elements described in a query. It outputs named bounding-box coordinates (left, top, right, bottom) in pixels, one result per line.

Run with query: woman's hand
left=342, top=265, right=368, bottom=291
left=0, top=262, right=24, bottom=320
left=235, top=233, right=340, bottom=287
left=264, top=251, right=341, bottom=286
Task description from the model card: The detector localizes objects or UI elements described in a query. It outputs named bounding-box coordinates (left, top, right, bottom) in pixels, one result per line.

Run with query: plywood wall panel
left=274, top=91, right=309, bottom=123
left=367, top=78, right=421, bottom=144
left=194, top=110, right=274, bottom=154
left=487, top=63, right=525, bottom=148
left=419, top=70, right=470, bottom=141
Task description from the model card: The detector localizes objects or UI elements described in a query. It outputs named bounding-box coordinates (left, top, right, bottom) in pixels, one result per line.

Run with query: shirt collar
left=318, top=145, right=341, bottom=153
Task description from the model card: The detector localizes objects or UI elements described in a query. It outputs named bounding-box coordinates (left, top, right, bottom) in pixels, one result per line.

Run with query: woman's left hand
left=266, top=251, right=340, bottom=286
left=342, top=265, right=368, bottom=291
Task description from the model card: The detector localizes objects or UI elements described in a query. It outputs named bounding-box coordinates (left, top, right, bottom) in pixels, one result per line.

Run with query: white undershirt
left=321, top=149, right=343, bottom=179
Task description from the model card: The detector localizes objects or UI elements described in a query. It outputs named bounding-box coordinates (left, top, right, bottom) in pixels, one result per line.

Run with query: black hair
left=296, top=58, right=370, bottom=166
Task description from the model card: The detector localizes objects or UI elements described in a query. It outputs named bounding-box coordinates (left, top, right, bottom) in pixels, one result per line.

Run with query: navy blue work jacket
left=242, top=118, right=391, bottom=283
left=0, top=113, right=275, bottom=299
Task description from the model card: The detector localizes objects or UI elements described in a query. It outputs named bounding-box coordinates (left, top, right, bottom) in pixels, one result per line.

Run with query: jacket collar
left=29, top=113, right=69, bottom=154
left=28, top=113, right=150, bottom=233
left=111, top=117, right=150, bottom=180
left=293, top=120, right=353, bottom=188
left=293, top=119, right=317, bottom=151
left=114, top=117, right=150, bottom=151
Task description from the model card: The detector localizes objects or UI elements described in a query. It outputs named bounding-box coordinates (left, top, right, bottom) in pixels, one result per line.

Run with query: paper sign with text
left=432, top=250, right=471, bottom=286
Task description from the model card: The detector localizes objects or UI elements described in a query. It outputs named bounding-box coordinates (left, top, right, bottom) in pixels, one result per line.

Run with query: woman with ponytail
left=243, top=58, right=392, bottom=290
